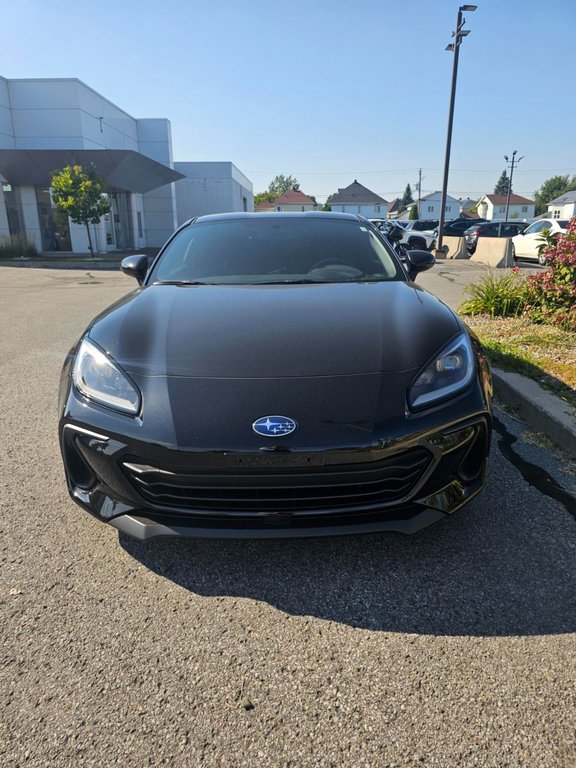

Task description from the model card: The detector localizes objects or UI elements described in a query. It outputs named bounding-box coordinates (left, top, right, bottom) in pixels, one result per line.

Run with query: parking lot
left=1, top=265, right=575, bottom=767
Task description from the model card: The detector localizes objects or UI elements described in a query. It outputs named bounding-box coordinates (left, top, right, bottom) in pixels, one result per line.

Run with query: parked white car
left=370, top=220, right=436, bottom=251
left=511, top=218, right=569, bottom=265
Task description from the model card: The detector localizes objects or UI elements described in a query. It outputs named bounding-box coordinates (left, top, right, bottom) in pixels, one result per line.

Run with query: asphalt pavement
left=1, top=266, right=575, bottom=767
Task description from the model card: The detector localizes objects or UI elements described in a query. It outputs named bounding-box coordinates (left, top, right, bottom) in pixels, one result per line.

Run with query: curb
left=492, top=367, right=576, bottom=455
left=0, top=260, right=121, bottom=270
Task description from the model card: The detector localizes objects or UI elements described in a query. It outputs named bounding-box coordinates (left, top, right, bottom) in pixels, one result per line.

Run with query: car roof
left=191, top=211, right=364, bottom=225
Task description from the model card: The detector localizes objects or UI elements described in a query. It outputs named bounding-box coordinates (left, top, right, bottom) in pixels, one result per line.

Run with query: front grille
left=121, top=448, right=432, bottom=515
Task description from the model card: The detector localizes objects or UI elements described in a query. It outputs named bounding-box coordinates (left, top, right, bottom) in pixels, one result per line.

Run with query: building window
left=445, top=205, right=451, bottom=212
left=35, top=187, right=72, bottom=251
left=137, top=211, right=143, bottom=238
left=428, top=205, right=433, bottom=213
left=2, top=184, right=24, bottom=236
left=499, top=206, right=505, bottom=213
left=553, top=209, right=561, bottom=219
left=375, top=205, right=380, bottom=213
left=242, top=196, right=247, bottom=212
left=521, top=206, right=527, bottom=213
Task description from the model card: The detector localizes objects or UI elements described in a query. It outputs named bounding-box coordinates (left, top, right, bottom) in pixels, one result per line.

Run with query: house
left=274, top=189, right=317, bottom=212
left=547, top=191, right=576, bottom=220
left=387, top=198, right=400, bottom=218
left=0, top=75, right=252, bottom=253
left=418, top=191, right=461, bottom=221
left=327, top=180, right=387, bottom=218
left=459, top=198, right=477, bottom=215
left=255, top=199, right=276, bottom=212
left=476, top=194, right=535, bottom=221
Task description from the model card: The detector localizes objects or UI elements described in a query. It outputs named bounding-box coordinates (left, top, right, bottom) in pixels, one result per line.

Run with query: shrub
left=0, top=233, right=39, bottom=258
left=524, top=217, right=576, bottom=331
left=459, top=271, right=529, bottom=318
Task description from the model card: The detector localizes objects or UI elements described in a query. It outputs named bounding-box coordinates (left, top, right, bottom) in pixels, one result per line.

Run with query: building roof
left=328, top=180, right=387, bottom=205
left=548, top=190, right=576, bottom=205
left=419, top=191, right=460, bottom=202
left=275, top=189, right=316, bottom=205
left=255, top=200, right=275, bottom=211
left=387, top=197, right=400, bottom=214
left=483, top=194, right=535, bottom=205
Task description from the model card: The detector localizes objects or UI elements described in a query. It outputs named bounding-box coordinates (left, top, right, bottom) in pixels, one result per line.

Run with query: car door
left=515, top=220, right=550, bottom=258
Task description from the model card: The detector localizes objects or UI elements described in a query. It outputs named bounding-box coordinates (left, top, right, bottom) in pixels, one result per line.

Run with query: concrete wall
left=469, top=238, right=513, bottom=268
left=174, top=162, right=254, bottom=225
left=439, top=236, right=467, bottom=259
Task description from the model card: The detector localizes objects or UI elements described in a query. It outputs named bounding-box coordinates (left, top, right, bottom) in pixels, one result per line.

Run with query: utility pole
left=504, top=150, right=525, bottom=221
left=417, top=168, right=422, bottom=218
left=437, top=5, right=477, bottom=253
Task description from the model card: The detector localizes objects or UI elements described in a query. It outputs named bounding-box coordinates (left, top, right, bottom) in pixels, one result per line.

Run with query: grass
left=464, top=315, right=576, bottom=411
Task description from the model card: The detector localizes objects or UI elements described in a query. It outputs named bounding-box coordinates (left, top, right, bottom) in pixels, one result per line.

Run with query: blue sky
left=2, top=0, right=575, bottom=203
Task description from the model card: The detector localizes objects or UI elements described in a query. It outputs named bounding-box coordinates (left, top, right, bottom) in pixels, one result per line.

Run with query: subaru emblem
left=252, top=416, right=297, bottom=438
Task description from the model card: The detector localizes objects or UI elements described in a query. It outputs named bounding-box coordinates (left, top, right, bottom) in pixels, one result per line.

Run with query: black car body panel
left=59, top=212, right=492, bottom=540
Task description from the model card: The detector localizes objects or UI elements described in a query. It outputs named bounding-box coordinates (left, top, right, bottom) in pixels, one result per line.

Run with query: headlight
left=72, top=338, right=141, bottom=415
left=408, top=333, right=475, bottom=410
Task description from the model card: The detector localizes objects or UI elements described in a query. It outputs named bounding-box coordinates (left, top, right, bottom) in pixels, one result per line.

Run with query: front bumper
left=60, top=411, right=490, bottom=541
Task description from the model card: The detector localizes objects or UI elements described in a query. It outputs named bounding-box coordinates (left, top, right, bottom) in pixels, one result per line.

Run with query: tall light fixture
left=437, top=5, right=477, bottom=252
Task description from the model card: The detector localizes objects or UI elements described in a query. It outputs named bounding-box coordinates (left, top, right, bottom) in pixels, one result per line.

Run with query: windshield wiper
left=256, top=278, right=324, bottom=284
left=152, top=280, right=214, bottom=286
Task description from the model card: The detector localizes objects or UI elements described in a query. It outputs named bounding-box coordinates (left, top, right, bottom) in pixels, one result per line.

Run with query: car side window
left=524, top=222, right=542, bottom=234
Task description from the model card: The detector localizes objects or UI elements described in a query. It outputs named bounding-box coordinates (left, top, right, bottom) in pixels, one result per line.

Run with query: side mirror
left=406, top=249, right=435, bottom=280
left=121, top=254, right=150, bottom=285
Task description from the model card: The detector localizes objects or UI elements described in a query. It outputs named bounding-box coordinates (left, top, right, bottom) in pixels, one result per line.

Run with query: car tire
left=537, top=251, right=548, bottom=266
left=511, top=243, right=517, bottom=263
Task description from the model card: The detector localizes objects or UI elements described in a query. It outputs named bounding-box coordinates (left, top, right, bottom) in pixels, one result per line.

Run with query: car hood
left=87, top=281, right=460, bottom=378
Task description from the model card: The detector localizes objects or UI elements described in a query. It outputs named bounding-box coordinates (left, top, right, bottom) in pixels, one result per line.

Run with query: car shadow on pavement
left=120, top=470, right=576, bottom=637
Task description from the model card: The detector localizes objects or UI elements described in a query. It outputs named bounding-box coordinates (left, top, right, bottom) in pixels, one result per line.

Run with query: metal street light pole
left=437, top=5, right=477, bottom=253
left=503, top=150, right=525, bottom=221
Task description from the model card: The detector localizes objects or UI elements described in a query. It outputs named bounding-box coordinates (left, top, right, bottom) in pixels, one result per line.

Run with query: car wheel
left=511, top=243, right=517, bottom=263
left=408, top=237, right=426, bottom=251
left=537, top=251, right=548, bottom=266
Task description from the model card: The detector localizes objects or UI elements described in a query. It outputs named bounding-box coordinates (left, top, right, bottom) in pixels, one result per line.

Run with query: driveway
left=1, top=266, right=574, bottom=767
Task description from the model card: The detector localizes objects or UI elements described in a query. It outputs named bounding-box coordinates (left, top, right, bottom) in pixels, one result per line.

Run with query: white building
left=547, top=191, right=576, bottom=220
left=328, top=180, right=387, bottom=218
left=418, top=191, right=460, bottom=221
left=476, top=194, right=535, bottom=221
left=0, top=76, right=253, bottom=253
left=174, top=162, right=253, bottom=225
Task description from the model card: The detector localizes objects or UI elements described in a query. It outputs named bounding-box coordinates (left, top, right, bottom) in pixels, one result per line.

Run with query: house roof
left=419, top=191, right=460, bottom=202
left=387, top=197, right=400, bottom=213
left=548, top=190, right=576, bottom=205
left=255, top=200, right=275, bottom=211
left=328, top=180, right=387, bottom=205
left=483, top=194, right=535, bottom=205
left=275, top=189, right=316, bottom=205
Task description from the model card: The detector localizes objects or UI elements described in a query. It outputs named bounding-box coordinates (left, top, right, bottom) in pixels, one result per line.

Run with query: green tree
left=494, top=170, right=511, bottom=195
left=399, top=183, right=414, bottom=213
left=254, top=174, right=300, bottom=208
left=268, top=174, right=300, bottom=196
left=409, top=204, right=418, bottom=220
left=50, top=164, right=110, bottom=256
left=534, top=174, right=576, bottom=215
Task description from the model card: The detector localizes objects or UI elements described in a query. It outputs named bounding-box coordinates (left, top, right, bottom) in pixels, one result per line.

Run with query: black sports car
left=59, top=212, right=492, bottom=541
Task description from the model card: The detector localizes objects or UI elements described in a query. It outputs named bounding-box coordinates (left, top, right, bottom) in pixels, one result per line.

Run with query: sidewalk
left=0, top=248, right=158, bottom=270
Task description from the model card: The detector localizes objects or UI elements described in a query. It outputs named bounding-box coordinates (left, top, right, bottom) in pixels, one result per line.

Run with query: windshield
left=149, top=217, right=402, bottom=285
